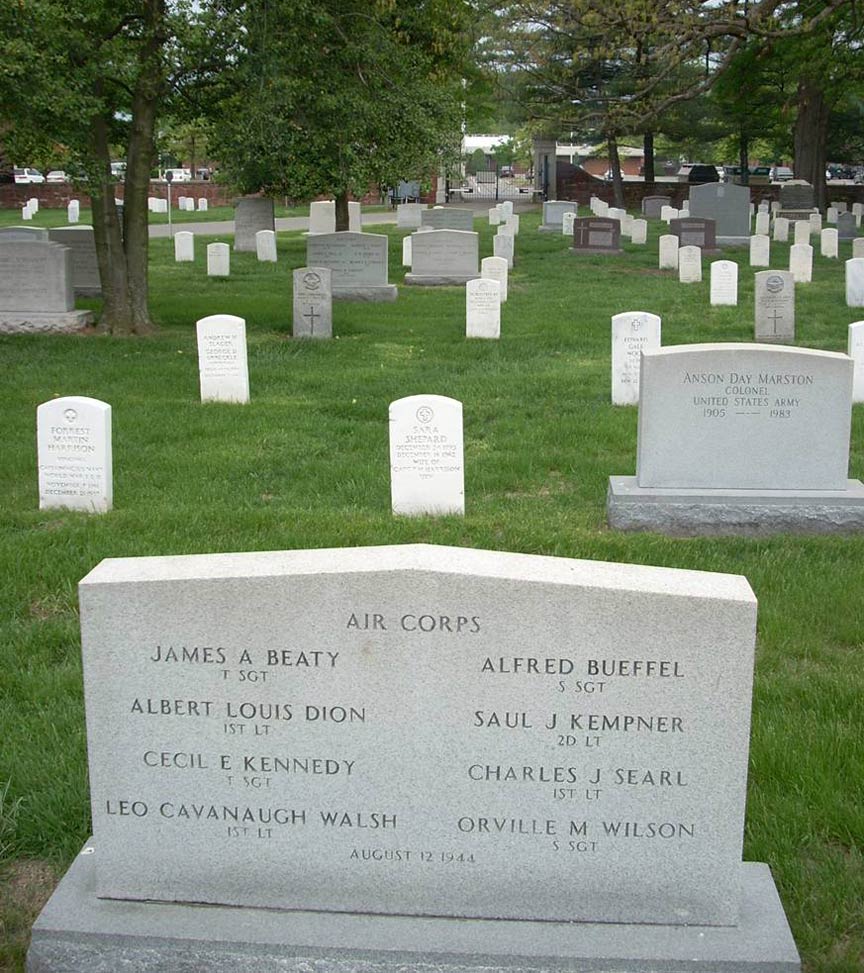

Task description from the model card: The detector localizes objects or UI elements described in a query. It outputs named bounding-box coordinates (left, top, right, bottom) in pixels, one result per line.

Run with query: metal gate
left=461, top=168, right=538, bottom=201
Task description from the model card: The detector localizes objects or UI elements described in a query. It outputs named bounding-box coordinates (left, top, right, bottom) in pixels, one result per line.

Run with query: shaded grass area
left=1, top=212, right=863, bottom=971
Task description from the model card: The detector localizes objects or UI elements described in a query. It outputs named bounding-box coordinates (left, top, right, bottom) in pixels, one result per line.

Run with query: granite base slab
left=0, top=310, right=94, bottom=334
left=332, top=285, right=398, bottom=302
left=568, top=247, right=623, bottom=255
left=716, top=236, right=750, bottom=246
left=27, top=845, right=799, bottom=973
left=403, top=273, right=481, bottom=286
left=607, top=475, right=864, bottom=536
left=537, top=224, right=564, bottom=232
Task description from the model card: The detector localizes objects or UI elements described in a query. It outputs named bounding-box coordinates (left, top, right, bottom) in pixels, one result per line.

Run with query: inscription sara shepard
left=79, top=545, right=756, bottom=926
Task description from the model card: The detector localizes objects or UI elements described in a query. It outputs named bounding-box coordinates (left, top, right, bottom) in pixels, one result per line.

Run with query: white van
left=162, top=168, right=192, bottom=182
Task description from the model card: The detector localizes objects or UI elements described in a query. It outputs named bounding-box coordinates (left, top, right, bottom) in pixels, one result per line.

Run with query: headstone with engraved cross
left=754, top=270, right=795, bottom=344
left=293, top=267, right=333, bottom=339
left=570, top=217, right=621, bottom=254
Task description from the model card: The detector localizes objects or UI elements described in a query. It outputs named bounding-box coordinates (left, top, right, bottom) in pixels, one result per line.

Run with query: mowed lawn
left=1, top=209, right=863, bottom=972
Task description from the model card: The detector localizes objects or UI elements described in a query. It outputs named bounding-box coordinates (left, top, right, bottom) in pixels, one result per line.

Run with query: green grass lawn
left=0, top=202, right=392, bottom=229
left=1, top=212, right=863, bottom=971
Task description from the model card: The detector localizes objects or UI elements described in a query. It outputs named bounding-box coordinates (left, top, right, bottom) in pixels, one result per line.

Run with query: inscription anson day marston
left=78, top=544, right=757, bottom=927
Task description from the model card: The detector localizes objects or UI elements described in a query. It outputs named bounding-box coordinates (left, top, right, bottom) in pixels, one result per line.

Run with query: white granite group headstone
left=37, top=396, right=112, bottom=513
left=611, top=311, right=661, bottom=406
left=196, top=315, right=250, bottom=403
left=405, top=230, right=479, bottom=285
left=389, top=395, right=464, bottom=515
left=306, top=232, right=396, bottom=300
left=48, top=226, right=101, bottom=296
left=309, top=201, right=336, bottom=235
left=397, top=203, right=425, bottom=229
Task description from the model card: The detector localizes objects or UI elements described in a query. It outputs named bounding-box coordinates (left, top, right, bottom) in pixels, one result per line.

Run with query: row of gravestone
left=35, top=337, right=864, bottom=531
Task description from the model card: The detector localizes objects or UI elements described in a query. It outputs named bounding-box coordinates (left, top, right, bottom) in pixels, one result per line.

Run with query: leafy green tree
left=210, top=0, right=475, bottom=230
left=0, top=1, right=236, bottom=334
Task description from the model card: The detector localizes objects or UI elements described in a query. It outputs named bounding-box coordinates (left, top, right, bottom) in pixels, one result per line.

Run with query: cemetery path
left=148, top=212, right=398, bottom=238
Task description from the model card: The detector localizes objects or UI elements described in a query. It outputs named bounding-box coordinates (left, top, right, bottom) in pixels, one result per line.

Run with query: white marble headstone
left=820, top=228, right=838, bottom=259
left=846, top=258, right=864, bottom=307
left=198, top=198, right=208, bottom=212
left=755, top=271, right=795, bottom=343
left=773, top=217, right=789, bottom=243
left=678, top=245, right=702, bottom=283
left=256, top=230, right=277, bottom=262
left=789, top=243, right=813, bottom=283
left=196, top=315, right=249, bottom=403
left=480, top=255, right=508, bottom=302
left=750, top=235, right=770, bottom=268
left=37, top=396, right=112, bottom=513
left=493, top=233, right=514, bottom=269
left=754, top=212, right=769, bottom=236
left=629, top=219, right=647, bottom=245
left=562, top=212, right=576, bottom=236
left=488, top=207, right=501, bottom=226
left=611, top=311, right=661, bottom=406
left=207, top=243, right=230, bottom=277
left=67, top=200, right=80, bottom=224
left=402, top=235, right=412, bottom=268
left=293, top=267, right=333, bottom=339
left=659, top=234, right=679, bottom=270
left=389, top=395, right=464, bottom=516
left=466, top=278, right=501, bottom=339
left=174, top=231, right=194, bottom=262
left=794, top=220, right=811, bottom=245
left=309, top=201, right=336, bottom=235
left=849, top=321, right=864, bottom=402
left=854, top=238, right=864, bottom=259
left=710, top=260, right=738, bottom=306
left=808, top=213, right=822, bottom=234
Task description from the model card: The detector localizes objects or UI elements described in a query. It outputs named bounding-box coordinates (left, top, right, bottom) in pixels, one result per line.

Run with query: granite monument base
left=778, top=209, right=816, bottom=221
left=0, top=310, right=94, bottom=334
left=403, top=273, right=480, bottom=286
left=537, top=224, right=564, bottom=232
left=716, top=236, right=750, bottom=247
left=28, top=846, right=799, bottom=973
left=607, top=475, right=864, bottom=536
left=568, top=246, right=623, bottom=255
left=332, top=284, right=398, bottom=302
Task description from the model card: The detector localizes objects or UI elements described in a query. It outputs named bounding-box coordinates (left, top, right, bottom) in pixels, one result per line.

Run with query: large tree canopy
left=0, top=0, right=237, bottom=334
left=210, top=0, right=475, bottom=229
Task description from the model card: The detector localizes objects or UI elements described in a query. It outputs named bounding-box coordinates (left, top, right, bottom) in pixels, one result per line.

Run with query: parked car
left=46, top=170, right=68, bottom=183
left=499, top=165, right=515, bottom=177
left=162, top=168, right=192, bottom=182
left=748, top=166, right=772, bottom=186
left=771, top=166, right=793, bottom=182
left=13, top=167, right=45, bottom=184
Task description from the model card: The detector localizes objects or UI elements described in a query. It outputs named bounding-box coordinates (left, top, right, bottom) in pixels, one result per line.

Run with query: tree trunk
left=607, top=134, right=624, bottom=208
left=738, top=130, right=749, bottom=187
left=90, top=114, right=135, bottom=335
left=642, top=131, right=655, bottom=183
left=335, top=191, right=350, bottom=231
left=793, top=78, right=830, bottom=211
